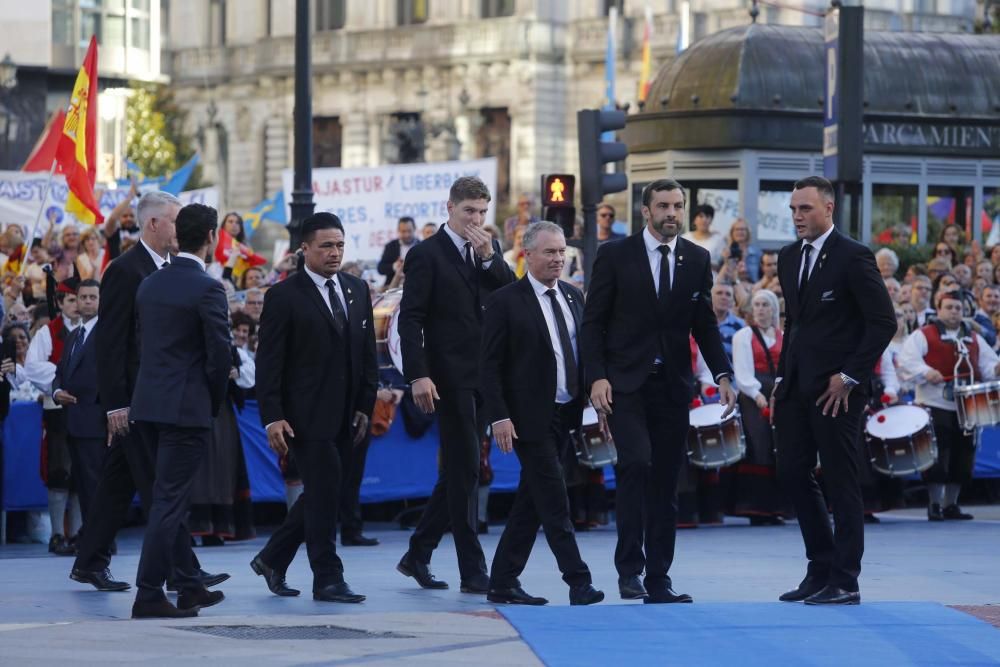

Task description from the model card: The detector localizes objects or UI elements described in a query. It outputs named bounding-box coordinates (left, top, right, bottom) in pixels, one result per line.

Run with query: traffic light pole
left=582, top=202, right=598, bottom=291
left=288, top=0, right=315, bottom=251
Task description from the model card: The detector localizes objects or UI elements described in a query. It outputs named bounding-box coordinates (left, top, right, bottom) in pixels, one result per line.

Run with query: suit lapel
left=435, top=227, right=476, bottom=295
left=629, top=233, right=659, bottom=309
left=519, top=278, right=554, bottom=355
left=298, top=271, right=340, bottom=335
left=797, top=229, right=838, bottom=315
left=559, top=281, right=583, bottom=334
left=65, top=327, right=87, bottom=377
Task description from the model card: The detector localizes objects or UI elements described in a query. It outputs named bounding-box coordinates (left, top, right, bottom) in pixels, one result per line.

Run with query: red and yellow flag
left=55, top=35, right=103, bottom=225
left=637, top=7, right=654, bottom=104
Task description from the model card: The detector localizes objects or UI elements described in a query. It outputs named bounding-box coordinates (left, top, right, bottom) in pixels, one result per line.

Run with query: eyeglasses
left=246, top=300, right=264, bottom=306
left=598, top=212, right=613, bottom=218
left=936, top=249, right=952, bottom=255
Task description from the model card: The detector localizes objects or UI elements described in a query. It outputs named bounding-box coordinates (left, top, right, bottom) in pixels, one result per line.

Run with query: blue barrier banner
left=2, top=402, right=47, bottom=511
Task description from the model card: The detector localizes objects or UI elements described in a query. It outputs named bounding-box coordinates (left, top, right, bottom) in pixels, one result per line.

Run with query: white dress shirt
left=52, top=316, right=97, bottom=400
left=798, top=224, right=835, bottom=285
left=897, top=327, right=998, bottom=411
left=643, top=227, right=677, bottom=294
left=443, top=222, right=494, bottom=269
left=527, top=272, right=577, bottom=404
left=303, top=265, right=348, bottom=319
left=25, top=315, right=79, bottom=405
left=176, top=251, right=206, bottom=271
left=235, top=346, right=256, bottom=389
left=140, top=238, right=169, bottom=268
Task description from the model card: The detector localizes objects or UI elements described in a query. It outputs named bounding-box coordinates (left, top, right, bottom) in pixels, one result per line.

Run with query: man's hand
left=352, top=411, right=369, bottom=446
left=266, top=420, right=295, bottom=456
left=754, top=393, right=768, bottom=410
left=925, top=369, right=945, bottom=384
left=597, top=411, right=612, bottom=440
left=412, top=377, right=440, bottom=414
left=107, top=408, right=130, bottom=436
left=493, top=419, right=517, bottom=454
left=464, top=224, right=494, bottom=259
left=816, top=374, right=853, bottom=417
left=884, top=392, right=899, bottom=406
left=591, top=379, right=613, bottom=415
left=718, top=377, right=738, bottom=419
left=229, top=367, right=239, bottom=380
left=0, top=357, right=14, bottom=376
left=53, top=390, right=77, bottom=406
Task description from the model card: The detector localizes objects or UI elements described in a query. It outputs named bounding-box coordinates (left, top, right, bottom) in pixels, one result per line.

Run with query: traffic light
left=540, top=174, right=576, bottom=237
left=577, top=109, right=628, bottom=207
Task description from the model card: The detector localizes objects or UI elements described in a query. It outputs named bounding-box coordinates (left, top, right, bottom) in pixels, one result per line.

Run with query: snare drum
left=573, top=407, right=618, bottom=469
left=372, top=289, right=403, bottom=371
left=687, top=404, right=745, bottom=469
left=864, top=404, right=938, bottom=477
left=954, top=381, right=1000, bottom=431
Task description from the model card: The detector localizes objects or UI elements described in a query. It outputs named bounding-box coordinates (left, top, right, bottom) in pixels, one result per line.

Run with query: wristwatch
left=839, top=372, right=859, bottom=387
left=480, top=252, right=495, bottom=262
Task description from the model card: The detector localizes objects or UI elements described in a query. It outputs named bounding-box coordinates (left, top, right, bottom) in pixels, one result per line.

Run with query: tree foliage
left=125, top=83, right=202, bottom=186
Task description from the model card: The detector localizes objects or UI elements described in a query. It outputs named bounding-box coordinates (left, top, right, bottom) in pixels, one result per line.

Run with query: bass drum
left=373, top=288, right=403, bottom=371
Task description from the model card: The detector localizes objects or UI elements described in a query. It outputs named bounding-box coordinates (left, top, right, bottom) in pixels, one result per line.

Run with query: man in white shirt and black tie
left=480, top=221, right=604, bottom=606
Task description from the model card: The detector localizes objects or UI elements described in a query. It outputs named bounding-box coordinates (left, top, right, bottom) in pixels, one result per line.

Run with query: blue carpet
left=500, top=602, right=1000, bottom=666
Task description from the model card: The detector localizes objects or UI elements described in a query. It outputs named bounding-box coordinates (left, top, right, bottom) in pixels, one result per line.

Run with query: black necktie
left=799, top=243, right=813, bottom=296
left=657, top=245, right=671, bottom=300
left=324, top=279, right=349, bottom=334
left=68, top=327, right=85, bottom=365
left=545, top=289, right=579, bottom=399
left=464, top=242, right=476, bottom=273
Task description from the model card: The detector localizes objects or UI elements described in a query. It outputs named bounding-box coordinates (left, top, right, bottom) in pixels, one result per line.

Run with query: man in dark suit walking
left=377, top=216, right=418, bottom=285
left=396, top=176, right=515, bottom=593
left=582, top=178, right=736, bottom=604
left=772, top=176, right=895, bottom=606
left=251, top=212, right=377, bottom=604
left=52, top=280, right=103, bottom=536
left=130, top=203, right=232, bottom=619
left=481, top=221, right=603, bottom=606
left=70, top=192, right=224, bottom=594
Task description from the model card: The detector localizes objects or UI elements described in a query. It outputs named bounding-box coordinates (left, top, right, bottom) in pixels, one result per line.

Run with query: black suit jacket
left=481, top=277, right=586, bottom=442
left=581, top=233, right=732, bottom=401
left=96, top=242, right=159, bottom=414
left=775, top=228, right=896, bottom=400
left=256, top=269, right=378, bottom=440
left=130, top=257, right=232, bottom=428
left=377, top=239, right=418, bottom=284
left=53, top=323, right=105, bottom=439
left=398, top=226, right=515, bottom=390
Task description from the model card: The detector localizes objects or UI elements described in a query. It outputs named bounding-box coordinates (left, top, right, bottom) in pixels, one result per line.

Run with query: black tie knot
left=545, top=288, right=557, bottom=298
left=325, top=279, right=335, bottom=289
left=658, top=245, right=671, bottom=257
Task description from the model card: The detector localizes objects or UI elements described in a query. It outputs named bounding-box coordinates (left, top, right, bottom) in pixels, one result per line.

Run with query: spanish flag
left=55, top=35, right=103, bottom=225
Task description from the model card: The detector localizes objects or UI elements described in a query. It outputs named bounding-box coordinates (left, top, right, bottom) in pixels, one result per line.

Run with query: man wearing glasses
left=597, top=204, right=625, bottom=245
left=909, top=275, right=936, bottom=326
left=244, top=288, right=265, bottom=323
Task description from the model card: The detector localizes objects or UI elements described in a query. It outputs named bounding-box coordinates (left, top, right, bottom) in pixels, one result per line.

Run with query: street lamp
left=287, top=0, right=315, bottom=251
left=0, top=54, right=17, bottom=90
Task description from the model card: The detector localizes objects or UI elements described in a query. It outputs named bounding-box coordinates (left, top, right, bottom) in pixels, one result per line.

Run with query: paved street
left=0, top=507, right=997, bottom=665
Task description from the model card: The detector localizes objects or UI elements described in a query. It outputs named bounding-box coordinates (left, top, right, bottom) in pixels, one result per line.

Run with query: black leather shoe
left=49, top=534, right=76, bottom=556
left=569, top=584, right=605, bottom=606
left=396, top=554, right=449, bottom=589
left=618, top=575, right=648, bottom=600
left=250, top=556, right=300, bottom=597
left=804, top=585, right=860, bottom=605
left=342, top=534, right=380, bottom=547
left=487, top=586, right=548, bottom=605
left=644, top=587, right=693, bottom=604
left=943, top=504, right=974, bottom=520
left=313, top=582, right=365, bottom=603
left=928, top=503, right=944, bottom=521
left=131, top=599, right=199, bottom=619
left=177, top=588, right=225, bottom=611
left=167, top=569, right=230, bottom=592
left=201, top=535, right=225, bottom=547
left=70, top=567, right=131, bottom=592
left=459, top=573, right=490, bottom=594
left=778, top=576, right=827, bottom=602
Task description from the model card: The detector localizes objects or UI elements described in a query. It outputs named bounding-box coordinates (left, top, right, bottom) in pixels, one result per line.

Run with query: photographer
left=722, top=218, right=762, bottom=282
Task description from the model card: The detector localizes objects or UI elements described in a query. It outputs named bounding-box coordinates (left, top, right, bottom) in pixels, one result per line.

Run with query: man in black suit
left=251, top=212, right=377, bottom=604
left=582, top=179, right=736, bottom=604
left=377, top=216, right=418, bottom=285
left=129, top=203, right=232, bottom=619
left=71, top=192, right=224, bottom=594
left=396, top=176, right=515, bottom=593
left=771, top=176, right=895, bottom=606
left=481, top=221, right=603, bottom=606
left=52, top=280, right=104, bottom=537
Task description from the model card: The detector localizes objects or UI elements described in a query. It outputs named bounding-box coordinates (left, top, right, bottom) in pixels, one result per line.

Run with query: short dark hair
left=793, top=175, right=835, bottom=202
left=422, top=222, right=437, bottom=230
left=937, top=290, right=963, bottom=307
left=598, top=203, right=616, bottom=217
left=175, top=204, right=219, bottom=253
left=230, top=310, right=257, bottom=334
left=448, top=176, right=491, bottom=204
left=694, top=204, right=715, bottom=219
left=398, top=216, right=416, bottom=228
left=301, top=212, right=344, bottom=244
left=78, top=279, right=100, bottom=291
left=641, top=179, right=685, bottom=208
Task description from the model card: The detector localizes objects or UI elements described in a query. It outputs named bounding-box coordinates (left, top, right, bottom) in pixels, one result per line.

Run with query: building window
left=481, top=0, right=514, bottom=18
left=398, top=0, right=429, bottom=26
left=316, top=0, right=346, bottom=31
left=604, top=0, right=624, bottom=16
left=105, top=14, right=126, bottom=49
left=871, top=184, right=919, bottom=245
left=52, top=0, right=75, bottom=46
left=81, top=10, right=103, bottom=47
left=131, top=16, right=150, bottom=49
left=984, top=188, right=1000, bottom=246
left=313, top=116, right=342, bottom=168
left=386, top=113, right=425, bottom=164
left=209, top=0, right=226, bottom=47
left=475, top=108, right=511, bottom=206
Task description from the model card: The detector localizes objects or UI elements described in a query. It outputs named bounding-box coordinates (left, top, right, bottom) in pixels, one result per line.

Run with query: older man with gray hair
left=70, top=192, right=228, bottom=598
left=875, top=247, right=899, bottom=280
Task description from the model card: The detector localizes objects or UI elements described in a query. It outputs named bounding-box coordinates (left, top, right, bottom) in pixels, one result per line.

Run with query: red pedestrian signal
left=542, top=174, right=575, bottom=208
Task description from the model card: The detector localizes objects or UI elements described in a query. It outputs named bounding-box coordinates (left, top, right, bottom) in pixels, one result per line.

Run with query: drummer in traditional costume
left=897, top=290, right=1000, bottom=521
left=729, top=289, right=790, bottom=524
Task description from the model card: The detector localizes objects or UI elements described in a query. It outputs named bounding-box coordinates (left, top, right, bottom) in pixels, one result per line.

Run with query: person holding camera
left=723, top=218, right=763, bottom=282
